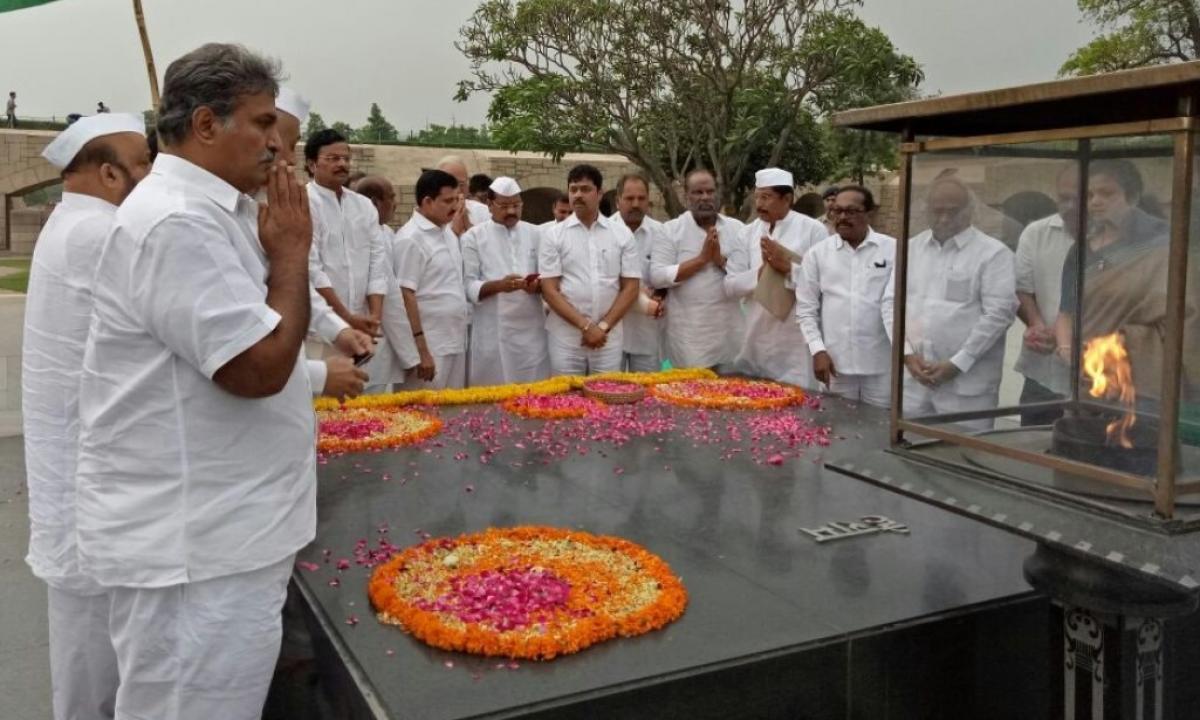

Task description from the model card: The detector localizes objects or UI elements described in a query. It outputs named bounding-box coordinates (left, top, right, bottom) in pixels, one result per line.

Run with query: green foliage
left=1061, top=0, right=1200, bottom=75
left=359, top=103, right=400, bottom=143
left=304, top=111, right=327, bottom=140
left=329, top=121, right=357, bottom=143
left=408, top=123, right=493, bottom=147
left=456, top=0, right=922, bottom=215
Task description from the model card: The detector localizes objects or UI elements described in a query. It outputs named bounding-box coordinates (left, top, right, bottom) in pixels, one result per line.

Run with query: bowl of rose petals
left=582, top=379, right=647, bottom=405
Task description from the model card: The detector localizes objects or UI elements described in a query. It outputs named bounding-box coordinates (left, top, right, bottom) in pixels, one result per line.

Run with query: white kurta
left=76, top=153, right=317, bottom=588
left=728, top=210, right=828, bottom=387
left=23, top=191, right=121, bottom=720
left=539, top=213, right=641, bottom=374
left=650, top=212, right=746, bottom=369
left=617, top=214, right=666, bottom=363
left=394, top=212, right=469, bottom=357
left=466, top=198, right=492, bottom=228
left=461, top=219, right=550, bottom=385
left=307, top=182, right=388, bottom=316
left=1013, top=213, right=1073, bottom=395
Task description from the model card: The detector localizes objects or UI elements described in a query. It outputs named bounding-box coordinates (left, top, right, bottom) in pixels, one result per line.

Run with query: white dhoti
left=827, top=373, right=892, bottom=409
left=401, top=352, right=467, bottom=390
left=107, top=556, right=294, bottom=720
left=903, top=380, right=999, bottom=433
left=48, top=586, right=119, bottom=720
left=548, top=332, right=623, bottom=376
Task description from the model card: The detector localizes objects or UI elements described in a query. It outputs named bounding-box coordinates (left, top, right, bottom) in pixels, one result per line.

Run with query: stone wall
left=0, top=295, right=23, bottom=436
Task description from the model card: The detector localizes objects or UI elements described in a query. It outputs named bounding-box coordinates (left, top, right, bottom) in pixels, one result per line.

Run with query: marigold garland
left=650, top=378, right=804, bottom=411
left=369, top=526, right=687, bottom=660
left=313, top=368, right=717, bottom=411
left=317, top=407, right=443, bottom=454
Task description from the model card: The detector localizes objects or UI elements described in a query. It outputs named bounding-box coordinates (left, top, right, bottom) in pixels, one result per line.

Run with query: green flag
left=0, top=0, right=62, bottom=12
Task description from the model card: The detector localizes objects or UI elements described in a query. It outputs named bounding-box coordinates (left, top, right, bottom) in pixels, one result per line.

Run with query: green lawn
left=0, top=257, right=31, bottom=293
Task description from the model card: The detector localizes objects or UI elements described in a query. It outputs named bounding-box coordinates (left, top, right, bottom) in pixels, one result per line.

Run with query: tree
left=330, top=121, right=358, bottom=143
left=304, top=111, right=328, bottom=140
left=456, top=0, right=921, bottom=215
left=1060, top=0, right=1200, bottom=76
left=359, top=103, right=400, bottom=143
left=409, top=123, right=494, bottom=146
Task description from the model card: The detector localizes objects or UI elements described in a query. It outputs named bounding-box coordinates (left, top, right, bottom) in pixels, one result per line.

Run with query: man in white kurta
left=462, top=176, right=550, bottom=385
left=795, top=186, right=896, bottom=408
left=74, top=45, right=316, bottom=719
left=899, top=177, right=1016, bottom=432
left=613, top=173, right=667, bottom=372
left=274, top=88, right=370, bottom=401
left=540, top=164, right=641, bottom=375
left=396, top=169, right=471, bottom=389
left=651, top=169, right=746, bottom=370
left=23, top=113, right=149, bottom=720
left=729, top=168, right=828, bottom=388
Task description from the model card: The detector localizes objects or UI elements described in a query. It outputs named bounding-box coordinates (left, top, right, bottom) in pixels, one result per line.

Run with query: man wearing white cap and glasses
left=461, top=176, right=551, bottom=385
left=74, top=44, right=315, bottom=718
left=727, top=167, right=828, bottom=388
left=275, top=86, right=373, bottom=401
left=23, top=112, right=149, bottom=720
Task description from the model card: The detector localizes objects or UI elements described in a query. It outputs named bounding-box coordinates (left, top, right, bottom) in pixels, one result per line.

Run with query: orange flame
left=1082, top=333, right=1136, bottom=448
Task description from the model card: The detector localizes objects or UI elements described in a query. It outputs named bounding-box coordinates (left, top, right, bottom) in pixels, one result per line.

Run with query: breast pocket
left=598, top=246, right=620, bottom=278
left=945, top=271, right=973, bottom=303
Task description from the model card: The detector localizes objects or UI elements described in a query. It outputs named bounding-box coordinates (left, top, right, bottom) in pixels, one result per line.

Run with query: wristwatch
left=598, top=320, right=611, bottom=334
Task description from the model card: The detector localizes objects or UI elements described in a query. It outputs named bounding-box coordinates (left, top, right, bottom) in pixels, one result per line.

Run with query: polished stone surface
left=297, top=396, right=1043, bottom=719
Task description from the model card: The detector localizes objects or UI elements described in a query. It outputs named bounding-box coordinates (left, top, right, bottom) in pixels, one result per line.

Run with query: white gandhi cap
left=489, top=176, right=522, bottom=197
left=754, top=167, right=794, bottom=189
left=276, top=87, right=311, bottom=124
left=41, top=113, right=145, bottom=169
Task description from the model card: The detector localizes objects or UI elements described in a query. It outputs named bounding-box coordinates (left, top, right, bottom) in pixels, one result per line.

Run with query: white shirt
left=22, top=192, right=116, bottom=594
left=461, top=219, right=549, bottom=384
left=615, top=214, right=667, bottom=356
left=466, top=198, right=492, bottom=227
left=795, top=229, right=896, bottom=376
left=651, top=212, right=746, bottom=368
left=394, top=212, right=469, bottom=356
left=307, top=182, right=388, bottom=316
left=539, top=213, right=641, bottom=345
left=728, top=210, right=829, bottom=387
left=1014, top=213, right=1073, bottom=394
left=900, top=226, right=1017, bottom=396
left=75, top=154, right=316, bottom=588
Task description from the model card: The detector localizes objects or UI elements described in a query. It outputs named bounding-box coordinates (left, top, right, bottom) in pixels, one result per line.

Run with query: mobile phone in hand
left=353, top=352, right=374, bottom=367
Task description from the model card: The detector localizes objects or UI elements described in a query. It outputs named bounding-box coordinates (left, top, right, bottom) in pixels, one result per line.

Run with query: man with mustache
left=539, top=191, right=572, bottom=229
left=437, top=155, right=492, bottom=237
left=540, top=163, right=641, bottom=374
left=650, top=168, right=746, bottom=370
left=274, top=88, right=371, bottom=401
left=728, top=167, right=829, bottom=388
left=613, top=173, right=667, bottom=372
left=900, top=175, right=1016, bottom=432
left=24, top=112, right=149, bottom=720
left=74, top=43, right=316, bottom=717
left=795, top=186, right=896, bottom=407
left=461, top=176, right=551, bottom=384
left=304, top=129, right=388, bottom=353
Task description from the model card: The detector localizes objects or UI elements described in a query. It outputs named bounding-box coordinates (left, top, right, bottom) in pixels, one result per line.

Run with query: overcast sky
left=0, top=0, right=1099, bottom=132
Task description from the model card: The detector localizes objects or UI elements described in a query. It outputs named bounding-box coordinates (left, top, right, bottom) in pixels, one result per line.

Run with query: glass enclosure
left=892, top=130, right=1200, bottom=527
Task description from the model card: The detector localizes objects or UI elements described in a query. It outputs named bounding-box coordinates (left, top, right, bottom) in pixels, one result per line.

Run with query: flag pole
left=132, top=0, right=159, bottom=108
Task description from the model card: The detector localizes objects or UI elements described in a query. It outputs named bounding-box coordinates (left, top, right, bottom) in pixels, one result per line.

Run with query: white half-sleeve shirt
left=394, top=211, right=469, bottom=357
left=75, top=154, right=317, bottom=588
left=617, top=214, right=667, bottom=357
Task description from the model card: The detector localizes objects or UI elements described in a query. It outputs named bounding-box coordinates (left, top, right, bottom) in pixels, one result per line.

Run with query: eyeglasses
left=318, top=154, right=351, bottom=164
left=493, top=200, right=523, bottom=211
left=829, top=206, right=866, bottom=217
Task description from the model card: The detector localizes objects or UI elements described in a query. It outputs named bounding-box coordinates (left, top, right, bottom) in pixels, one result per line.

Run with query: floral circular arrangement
left=581, top=379, right=646, bottom=405
left=649, top=378, right=804, bottom=410
left=317, top=407, right=443, bottom=454
left=500, top=393, right=607, bottom=420
left=368, top=526, right=688, bottom=660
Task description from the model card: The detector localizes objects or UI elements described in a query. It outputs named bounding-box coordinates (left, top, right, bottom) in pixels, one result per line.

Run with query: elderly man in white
left=727, top=167, right=829, bottom=388
left=23, top=113, right=149, bottom=720
left=461, top=176, right=550, bottom=385
left=74, top=44, right=316, bottom=718
left=612, top=173, right=667, bottom=372
left=795, top=185, right=897, bottom=408
left=274, top=87, right=371, bottom=401
left=650, top=168, right=746, bottom=370
left=395, top=168, right=471, bottom=389
left=897, top=175, right=1017, bottom=432
left=437, top=154, right=493, bottom=236
left=540, top=163, right=641, bottom=375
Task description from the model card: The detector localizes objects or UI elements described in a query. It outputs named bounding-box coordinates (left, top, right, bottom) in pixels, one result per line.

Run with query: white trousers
left=48, top=586, right=118, bottom=720
left=903, top=382, right=999, bottom=433
left=826, top=373, right=892, bottom=409
left=107, top=556, right=293, bottom=720
left=623, top=352, right=661, bottom=373
left=400, top=352, right=466, bottom=390
left=548, top=333, right=622, bottom=376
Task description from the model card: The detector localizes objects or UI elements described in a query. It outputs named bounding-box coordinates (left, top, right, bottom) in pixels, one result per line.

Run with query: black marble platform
left=292, top=396, right=1052, bottom=719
